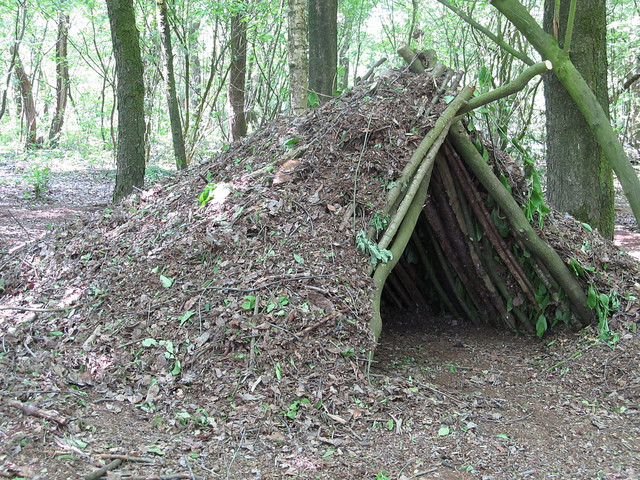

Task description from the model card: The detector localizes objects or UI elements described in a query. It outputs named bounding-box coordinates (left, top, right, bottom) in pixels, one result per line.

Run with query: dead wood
left=2, top=397, right=67, bottom=426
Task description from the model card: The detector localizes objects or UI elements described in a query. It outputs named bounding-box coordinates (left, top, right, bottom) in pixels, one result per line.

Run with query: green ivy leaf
left=536, top=314, right=548, bottom=338
left=160, top=275, right=173, bottom=288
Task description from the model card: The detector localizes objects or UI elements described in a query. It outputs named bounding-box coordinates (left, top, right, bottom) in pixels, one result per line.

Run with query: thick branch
left=448, top=121, right=593, bottom=327
left=458, top=61, right=551, bottom=115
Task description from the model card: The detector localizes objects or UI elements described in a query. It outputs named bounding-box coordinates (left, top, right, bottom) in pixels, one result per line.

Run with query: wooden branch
left=378, top=86, right=474, bottom=251
left=361, top=57, right=388, bottom=82
left=458, top=61, right=551, bottom=115
left=448, top=121, right=594, bottom=327
left=2, top=398, right=68, bottom=426
left=85, top=459, right=122, bottom=480
left=370, top=168, right=431, bottom=338
left=0, top=304, right=81, bottom=312
left=397, top=45, right=425, bottom=73
left=444, top=142, right=538, bottom=307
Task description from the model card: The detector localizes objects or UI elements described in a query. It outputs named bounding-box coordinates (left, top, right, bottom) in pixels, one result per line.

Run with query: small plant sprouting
left=23, top=164, right=52, bottom=199
left=588, top=286, right=620, bottom=341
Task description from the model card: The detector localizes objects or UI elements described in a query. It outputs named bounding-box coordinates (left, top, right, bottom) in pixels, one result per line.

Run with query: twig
left=2, top=397, right=67, bottom=426
left=0, top=304, right=81, bottom=312
left=196, top=273, right=336, bottom=294
left=84, top=458, right=122, bottom=480
left=95, top=453, right=155, bottom=463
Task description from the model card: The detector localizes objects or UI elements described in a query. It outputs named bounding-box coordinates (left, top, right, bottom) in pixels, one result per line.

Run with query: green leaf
left=293, top=253, right=305, bottom=264
left=386, top=419, right=394, bottom=431
left=147, top=446, right=165, bottom=456
left=50, top=331, right=64, bottom=336
left=283, top=138, right=300, bottom=149
left=241, top=295, right=256, bottom=310
left=275, top=362, right=282, bottom=380
left=141, top=338, right=157, bottom=347
left=160, top=275, right=173, bottom=288
left=587, top=286, right=598, bottom=309
left=496, top=433, right=509, bottom=439
left=171, top=359, right=181, bottom=375
left=438, top=426, right=450, bottom=436
left=308, top=92, right=320, bottom=108
left=536, top=314, right=548, bottom=338
left=178, top=310, right=196, bottom=326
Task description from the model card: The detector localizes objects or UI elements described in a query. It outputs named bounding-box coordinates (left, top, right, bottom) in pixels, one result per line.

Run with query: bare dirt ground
left=1, top=78, right=640, bottom=479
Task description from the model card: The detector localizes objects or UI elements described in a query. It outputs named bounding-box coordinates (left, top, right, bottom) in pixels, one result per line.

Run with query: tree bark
left=228, top=7, right=248, bottom=140
left=106, top=0, right=146, bottom=203
left=308, top=0, right=337, bottom=104
left=156, top=0, right=187, bottom=170
left=490, top=0, right=640, bottom=234
left=49, top=12, right=70, bottom=147
left=542, top=0, right=614, bottom=239
left=288, top=0, right=308, bottom=114
left=11, top=45, right=40, bottom=149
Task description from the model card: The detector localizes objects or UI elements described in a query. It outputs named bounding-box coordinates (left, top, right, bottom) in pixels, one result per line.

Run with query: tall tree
left=228, top=4, right=247, bottom=140
left=156, top=0, right=187, bottom=170
left=288, top=0, right=307, bottom=114
left=11, top=45, right=40, bottom=149
left=543, top=0, right=614, bottom=239
left=49, top=12, right=70, bottom=147
left=106, top=0, right=146, bottom=203
left=308, top=0, right=337, bottom=104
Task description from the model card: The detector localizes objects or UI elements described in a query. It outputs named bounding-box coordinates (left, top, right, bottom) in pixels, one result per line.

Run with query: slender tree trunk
left=49, top=13, right=70, bottom=147
left=228, top=7, right=247, bottom=140
left=308, top=0, right=337, bottom=104
left=156, top=0, right=187, bottom=170
left=11, top=45, right=40, bottom=149
left=189, top=20, right=202, bottom=109
left=288, top=0, right=308, bottom=114
left=106, top=0, right=146, bottom=203
left=542, top=0, right=614, bottom=239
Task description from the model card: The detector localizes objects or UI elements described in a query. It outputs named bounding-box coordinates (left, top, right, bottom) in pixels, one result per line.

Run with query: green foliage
left=587, top=286, right=620, bottom=341
left=23, top=165, right=52, bottom=199
left=369, top=210, right=390, bottom=233
left=512, top=138, right=550, bottom=228
left=355, top=230, right=393, bottom=266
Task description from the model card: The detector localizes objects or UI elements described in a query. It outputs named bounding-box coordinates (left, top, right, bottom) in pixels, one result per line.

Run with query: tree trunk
left=228, top=8, right=248, bottom=140
left=288, top=0, right=308, bottom=114
left=106, top=0, right=146, bottom=203
left=490, top=0, right=640, bottom=234
left=156, top=0, right=187, bottom=170
left=308, top=0, right=337, bottom=104
left=11, top=45, right=40, bottom=149
left=49, top=13, right=70, bottom=148
left=542, top=0, right=614, bottom=239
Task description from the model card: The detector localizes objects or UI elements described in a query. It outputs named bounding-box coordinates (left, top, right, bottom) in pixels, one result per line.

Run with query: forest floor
left=2, top=79, right=640, bottom=479
left=1, top=153, right=639, bottom=480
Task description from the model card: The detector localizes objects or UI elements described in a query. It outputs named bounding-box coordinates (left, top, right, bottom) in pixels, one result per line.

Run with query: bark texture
left=288, top=0, right=308, bottom=114
left=228, top=9, right=247, bottom=140
left=106, top=0, right=146, bottom=203
left=543, top=0, right=614, bottom=239
left=11, top=45, right=40, bottom=148
left=49, top=13, right=70, bottom=147
left=157, top=0, right=187, bottom=169
left=308, top=0, right=337, bottom=104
